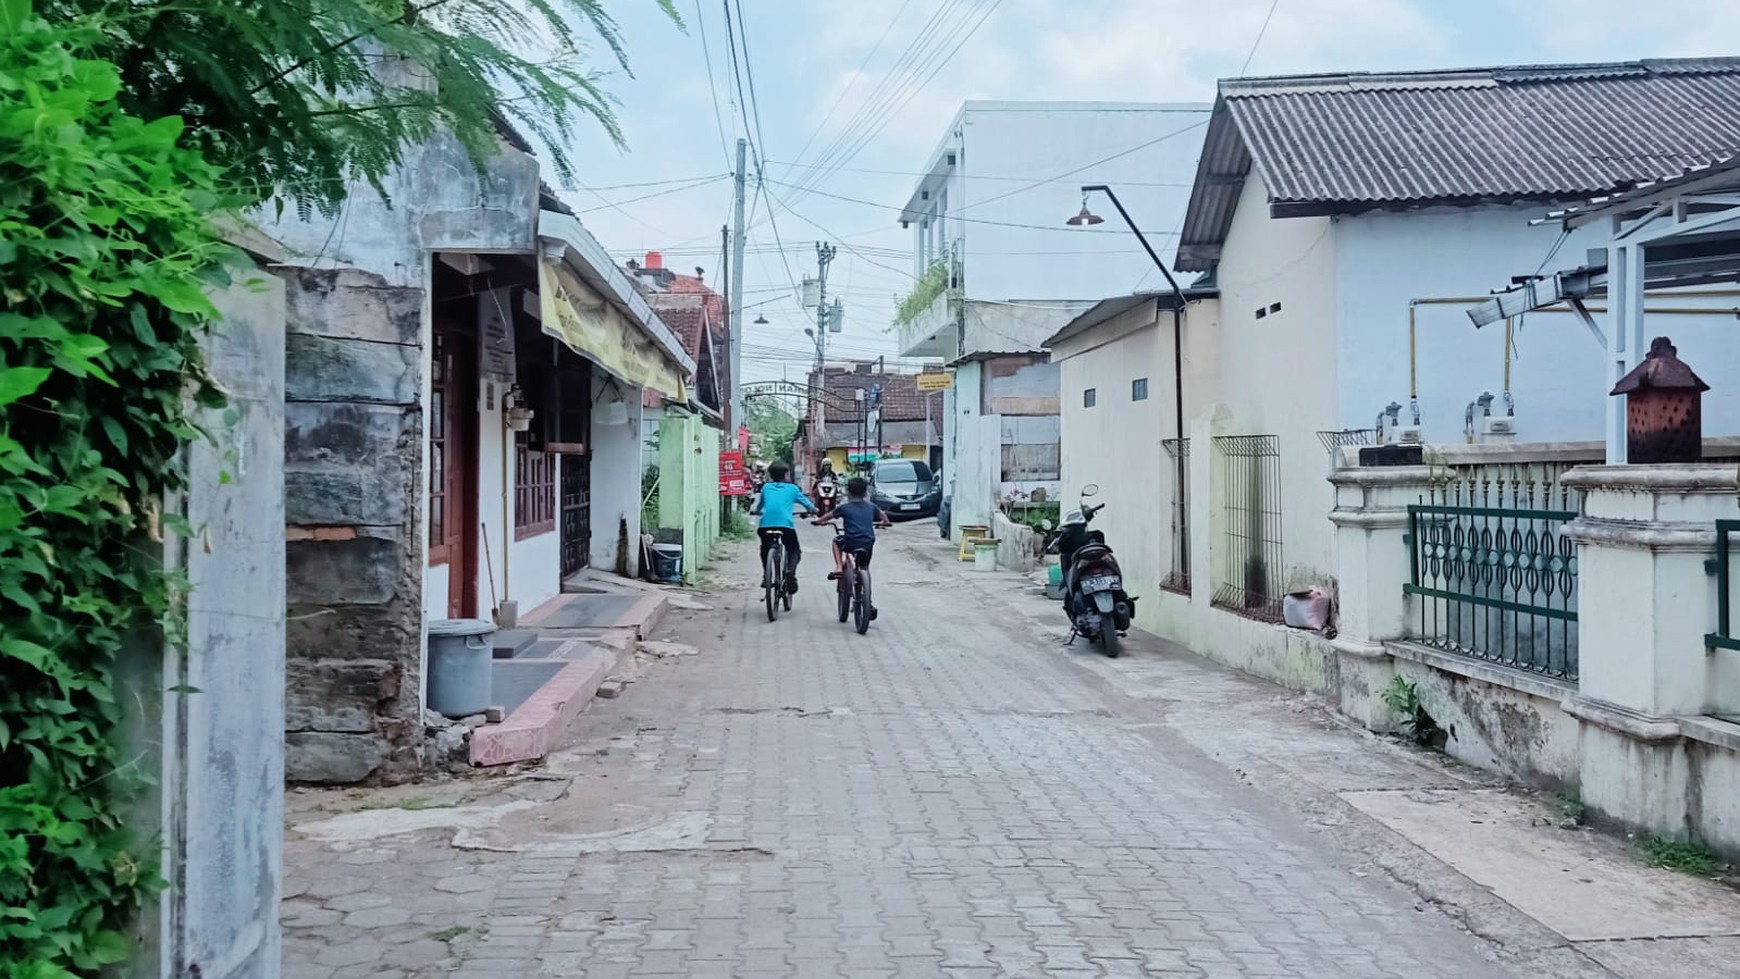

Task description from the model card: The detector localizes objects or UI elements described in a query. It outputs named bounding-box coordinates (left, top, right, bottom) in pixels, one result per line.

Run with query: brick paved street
left=283, top=524, right=1613, bottom=978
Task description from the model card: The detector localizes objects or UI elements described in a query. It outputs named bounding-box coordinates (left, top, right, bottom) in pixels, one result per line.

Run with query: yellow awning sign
left=539, top=260, right=686, bottom=400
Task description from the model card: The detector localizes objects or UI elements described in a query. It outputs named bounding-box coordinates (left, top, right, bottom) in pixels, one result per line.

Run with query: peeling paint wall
left=124, top=270, right=288, bottom=977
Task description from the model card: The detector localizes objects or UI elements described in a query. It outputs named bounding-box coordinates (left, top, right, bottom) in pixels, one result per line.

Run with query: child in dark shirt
left=813, top=477, right=892, bottom=589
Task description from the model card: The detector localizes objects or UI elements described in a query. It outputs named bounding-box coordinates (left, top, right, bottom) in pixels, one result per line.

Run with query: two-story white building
left=1046, top=57, right=1740, bottom=680
left=895, top=101, right=1211, bottom=534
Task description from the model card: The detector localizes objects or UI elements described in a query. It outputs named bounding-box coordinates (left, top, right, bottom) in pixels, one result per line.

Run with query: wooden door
left=429, top=320, right=479, bottom=617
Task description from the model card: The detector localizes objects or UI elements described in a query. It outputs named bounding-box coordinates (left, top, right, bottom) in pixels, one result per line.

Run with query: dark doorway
left=557, top=354, right=593, bottom=578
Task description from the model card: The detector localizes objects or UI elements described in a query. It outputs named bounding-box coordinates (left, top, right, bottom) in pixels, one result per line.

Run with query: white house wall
left=953, top=103, right=1210, bottom=304
left=1054, top=306, right=1171, bottom=635
left=1208, top=171, right=1340, bottom=585
left=1334, top=206, right=1740, bottom=443
left=590, top=374, right=645, bottom=573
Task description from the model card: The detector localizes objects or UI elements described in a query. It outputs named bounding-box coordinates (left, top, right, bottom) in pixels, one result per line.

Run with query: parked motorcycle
left=1054, top=484, right=1134, bottom=657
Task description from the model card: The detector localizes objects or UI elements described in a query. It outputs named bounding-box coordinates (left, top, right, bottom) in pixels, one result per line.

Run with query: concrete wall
left=282, top=268, right=425, bottom=783
left=1334, top=205, right=1740, bottom=443
left=127, top=270, right=287, bottom=977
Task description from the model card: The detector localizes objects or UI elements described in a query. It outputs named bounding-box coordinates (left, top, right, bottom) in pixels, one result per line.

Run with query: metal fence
left=1405, top=462, right=1580, bottom=679
left=1162, top=437, right=1190, bottom=594
left=1212, top=435, right=1283, bottom=622
left=1710, top=520, right=1740, bottom=653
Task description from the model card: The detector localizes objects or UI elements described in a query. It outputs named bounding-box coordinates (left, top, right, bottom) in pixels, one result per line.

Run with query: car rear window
left=876, top=460, right=932, bottom=483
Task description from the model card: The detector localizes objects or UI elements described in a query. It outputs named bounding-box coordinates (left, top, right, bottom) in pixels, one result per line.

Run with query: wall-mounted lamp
left=504, top=385, right=535, bottom=432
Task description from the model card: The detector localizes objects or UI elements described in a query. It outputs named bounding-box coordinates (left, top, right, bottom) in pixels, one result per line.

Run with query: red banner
left=719, top=451, right=751, bottom=496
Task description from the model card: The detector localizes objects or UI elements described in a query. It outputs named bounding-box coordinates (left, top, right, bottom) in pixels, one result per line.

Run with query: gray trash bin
left=426, top=618, right=496, bottom=718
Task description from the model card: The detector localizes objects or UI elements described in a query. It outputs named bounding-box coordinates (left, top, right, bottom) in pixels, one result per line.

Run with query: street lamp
left=1069, top=182, right=1192, bottom=576
left=753, top=314, right=768, bottom=324
left=1066, top=184, right=1185, bottom=308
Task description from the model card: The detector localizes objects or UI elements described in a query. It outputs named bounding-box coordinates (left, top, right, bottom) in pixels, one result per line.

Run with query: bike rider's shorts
left=836, top=535, right=875, bottom=568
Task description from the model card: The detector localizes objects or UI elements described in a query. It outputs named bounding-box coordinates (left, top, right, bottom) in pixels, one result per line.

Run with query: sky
left=542, top=0, right=1740, bottom=383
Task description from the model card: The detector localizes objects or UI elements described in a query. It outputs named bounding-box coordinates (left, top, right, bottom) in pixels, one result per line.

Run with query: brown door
left=429, top=317, right=479, bottom=618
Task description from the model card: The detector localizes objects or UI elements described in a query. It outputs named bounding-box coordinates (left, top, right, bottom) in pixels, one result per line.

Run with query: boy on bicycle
left=749, top=461, right=814, bottom=594
left=812, top=477, right=891, bottom=616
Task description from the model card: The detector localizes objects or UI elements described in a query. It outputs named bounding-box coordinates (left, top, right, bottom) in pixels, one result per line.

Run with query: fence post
left=1561, top=464, right=1738, bottom=837
left=1327, top=462, right=1440, bottom=729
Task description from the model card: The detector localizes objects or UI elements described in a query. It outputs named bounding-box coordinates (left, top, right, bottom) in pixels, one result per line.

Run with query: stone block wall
left=283, top=268, right=425, bottom=782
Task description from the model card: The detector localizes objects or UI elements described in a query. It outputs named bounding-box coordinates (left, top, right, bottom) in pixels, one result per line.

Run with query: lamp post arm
left=1082, top=183, right=1189, bottom=310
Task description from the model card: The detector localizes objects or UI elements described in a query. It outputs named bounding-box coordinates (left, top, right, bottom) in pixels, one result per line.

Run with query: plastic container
left=974, top=540, right=1000, bottom=572
left=651, top=543, right=684, bottom=583
left=426, top=618, right=496, bottom=718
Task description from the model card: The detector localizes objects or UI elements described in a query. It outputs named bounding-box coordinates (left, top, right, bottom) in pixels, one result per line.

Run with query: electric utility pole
left=813, top=241, right=836, bottom=374
left=728, top=138, right=747, bottom=434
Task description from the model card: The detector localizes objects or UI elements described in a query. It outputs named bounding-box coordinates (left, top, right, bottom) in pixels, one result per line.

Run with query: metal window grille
left=1212, top=435, right=1283, bottom=621
left=515, top=437, right=557, bottom=539
left=1405, top=463, right=1579, bottom=679
left=1132, top=378, right=1149, bottom=401
left=1161, top=437, right=1190, bottom=594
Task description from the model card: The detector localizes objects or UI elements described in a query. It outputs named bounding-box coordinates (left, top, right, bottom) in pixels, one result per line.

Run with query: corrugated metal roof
left=1176, top=57, right=1740, bottom=272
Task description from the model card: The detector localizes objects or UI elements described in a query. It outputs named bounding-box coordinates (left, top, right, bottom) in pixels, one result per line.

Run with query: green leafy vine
left=0, top=6, right=236, bottom=975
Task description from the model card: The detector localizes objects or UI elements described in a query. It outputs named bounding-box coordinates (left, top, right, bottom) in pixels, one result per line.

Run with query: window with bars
left=1161, top=437, right=1190, bottom=594
left=1212, top=435, right=1283, bottom=622
left=515, top=435, right=557, bottom=539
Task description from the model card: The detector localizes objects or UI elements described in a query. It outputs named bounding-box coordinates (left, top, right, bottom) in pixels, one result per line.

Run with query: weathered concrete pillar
left=282, top=268, right=426, bottom=782
left=1327, top=464, right=1441, bottom=730
left=1562, top=464, right=1738, bottom=839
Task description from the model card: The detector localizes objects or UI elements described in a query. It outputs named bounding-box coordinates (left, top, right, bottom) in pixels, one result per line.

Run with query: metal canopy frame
left=1466, top=156, right=1740, bottom=463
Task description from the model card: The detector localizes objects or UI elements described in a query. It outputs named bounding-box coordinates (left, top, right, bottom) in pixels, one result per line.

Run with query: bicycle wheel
left=854, top=567, right=872, bottom=635
left=764, top=543, right=781, bottom=622
left=837, top=565, right=851, bottom=623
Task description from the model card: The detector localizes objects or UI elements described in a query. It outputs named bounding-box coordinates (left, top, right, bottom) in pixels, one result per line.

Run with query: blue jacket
left=754, top=481, right=815, bottom=529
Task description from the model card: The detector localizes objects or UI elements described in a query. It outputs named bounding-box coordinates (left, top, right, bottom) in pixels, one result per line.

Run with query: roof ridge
left=1222, top=55, right=1740, bottom=96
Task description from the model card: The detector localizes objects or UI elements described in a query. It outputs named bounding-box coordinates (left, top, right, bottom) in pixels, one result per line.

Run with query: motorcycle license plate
left=1081, top=575, right=1120, bottom=592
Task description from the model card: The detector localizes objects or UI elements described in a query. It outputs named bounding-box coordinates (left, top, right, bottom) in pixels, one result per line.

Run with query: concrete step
left=518, top=590, right=668, bottom=641
left=470, top=647, right=612, bottom=768
left=491, top=629, right=537, bottom=660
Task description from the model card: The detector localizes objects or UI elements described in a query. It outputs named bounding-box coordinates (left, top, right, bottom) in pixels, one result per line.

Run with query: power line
left=783, top=0, right=917, bottom=171
left=781, top=0, right=977, bottom=201
left=764, top=160, right=1196, bottom=187
left=955, top=117, right=1209, bottom=214
left=691, top=0, right=733, bottom=166
left=1241, top=0, right=1282, bottom=75
left=575, top=174, right=729, bottom=214
left=763, top=178, right=1185, bottom=237
left=801, top=0, right=1006, bottom=194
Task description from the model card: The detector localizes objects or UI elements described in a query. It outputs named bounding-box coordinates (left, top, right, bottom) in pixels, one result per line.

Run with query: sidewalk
left=280, top=525, right=1740, bottom=978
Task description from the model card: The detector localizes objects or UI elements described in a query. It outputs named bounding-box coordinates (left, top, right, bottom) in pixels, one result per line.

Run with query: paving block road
left=283, top=524, right=1661, bottom=978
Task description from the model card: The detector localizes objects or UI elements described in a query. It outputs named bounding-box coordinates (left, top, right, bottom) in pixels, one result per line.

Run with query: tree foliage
left=45, top=0, right=681, bottom=212
left=0, top=5, right=238, bottom=975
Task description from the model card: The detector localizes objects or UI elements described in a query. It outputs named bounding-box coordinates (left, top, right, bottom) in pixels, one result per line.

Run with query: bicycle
left=814, top=516, right=888, bottom=636
left=835, top=538, right=873, bottom=635
left=759, top=528, right=794, bottom=622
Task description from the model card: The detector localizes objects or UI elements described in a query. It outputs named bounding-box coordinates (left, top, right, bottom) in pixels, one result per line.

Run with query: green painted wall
left=657, top=412, right=721, bottom=583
